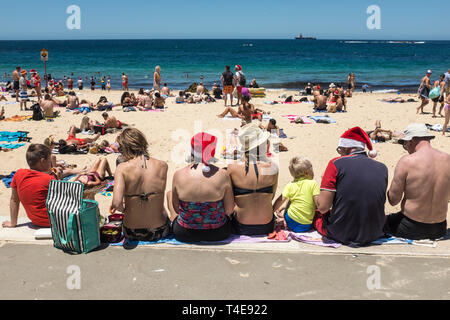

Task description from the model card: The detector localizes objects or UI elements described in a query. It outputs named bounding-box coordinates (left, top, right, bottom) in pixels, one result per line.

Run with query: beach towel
left=281, top=115, right=312, bottom=124
left=0, top=131, right=28, bottom=142
left=308, top=115, right=337, bottom=124
left=3, top=115, right=32, bottom=122
left=1, top=171, right=16, bottom=188
left=425, top=123, right=450, bottom=133
left=313, top=109, right=345, bottom=113
left=371, top=236, right=439, bottom=248
left=288, top=230, right=342, bottom=248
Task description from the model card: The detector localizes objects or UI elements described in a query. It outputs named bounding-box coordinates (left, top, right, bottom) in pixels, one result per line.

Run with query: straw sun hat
left=238, top=123, right=270, bottom=153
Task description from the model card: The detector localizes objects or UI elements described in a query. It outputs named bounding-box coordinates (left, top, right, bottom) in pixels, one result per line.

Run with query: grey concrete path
left=0, top=242, right=449, bottom=300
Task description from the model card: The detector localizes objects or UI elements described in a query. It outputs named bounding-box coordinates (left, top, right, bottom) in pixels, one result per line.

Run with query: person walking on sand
left=431, top=74, right=446, bottom=117
left=221, top=65, right=235, bottom=107
left=385, top=123, right=449, bottom=240
left=235, top=65, right=246, bottom=106
left=30, top=69, right=42, bottom=102
left=417, top=70, right=432, bottom=114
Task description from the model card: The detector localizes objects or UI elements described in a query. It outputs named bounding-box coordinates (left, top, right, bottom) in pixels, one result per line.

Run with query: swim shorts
left=13, top=81, right=20, bottom=91
left=420, top=86, right=430, bottom=99
left=67, top=134, right=86, bottom=145
left=384, top=212, right=447, bottom=240
left=223, top=85, right=233, bottom=95
left=230, top=214, right=275, bottom=236
left=432, top=95, right=444, bottom=103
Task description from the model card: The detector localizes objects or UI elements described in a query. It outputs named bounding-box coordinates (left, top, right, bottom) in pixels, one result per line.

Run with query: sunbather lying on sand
left=65, top=125, right=101, bottom=148
left=102, top=112, right=128, bottom=129
left=366, top=120, right=403, bottom=142
left=72, top=157, right=113, bottom=188
left=260, top=119, right=288, bottom=152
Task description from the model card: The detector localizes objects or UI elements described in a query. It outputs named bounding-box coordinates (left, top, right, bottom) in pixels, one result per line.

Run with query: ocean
left=0, top=39, right=449, bottom=92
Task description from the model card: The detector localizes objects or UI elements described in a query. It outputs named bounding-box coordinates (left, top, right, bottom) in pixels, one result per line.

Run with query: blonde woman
left=110, top=128, right=170, bottom=242
left=153, top=66, right=162, bottom=91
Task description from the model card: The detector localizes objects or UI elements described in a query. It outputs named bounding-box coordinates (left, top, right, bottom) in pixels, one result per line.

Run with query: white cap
left=427, top=69, right=432, bottom=74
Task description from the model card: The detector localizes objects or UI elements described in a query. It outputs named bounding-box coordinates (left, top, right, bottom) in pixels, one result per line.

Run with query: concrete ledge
left=1, top=216, right=449, bottom=257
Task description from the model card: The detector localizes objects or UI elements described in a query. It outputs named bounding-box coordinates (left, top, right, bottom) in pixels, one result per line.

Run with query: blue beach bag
left=429, top=87, right=441, bottom=100
left=46, top=180, right=101, bottom=254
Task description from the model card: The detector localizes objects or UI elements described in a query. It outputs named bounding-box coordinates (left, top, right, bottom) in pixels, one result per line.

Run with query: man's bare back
left=390, top=143, right=450, bottom=223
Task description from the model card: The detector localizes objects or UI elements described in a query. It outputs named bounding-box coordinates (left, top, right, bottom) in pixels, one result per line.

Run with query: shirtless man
left=196, top=82, right=205, bottom=96
left=12, top=66, right=21, bottom=102
left=416, top=70, right=432, bottom=114
left=312, top=91, right=327, bottom=110
left=66, top=91, right=80, bottom=110
left=102, top=112, right=127, bottom=129
left=161, top=83, right=171, bottom=97
left=385, top=123, right=449, bottom=240
left=40, top=94, right=62, bottom=118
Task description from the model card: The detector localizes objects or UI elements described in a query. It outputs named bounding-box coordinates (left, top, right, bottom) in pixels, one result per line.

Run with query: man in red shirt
left=2, top=144, right=55, bottom=228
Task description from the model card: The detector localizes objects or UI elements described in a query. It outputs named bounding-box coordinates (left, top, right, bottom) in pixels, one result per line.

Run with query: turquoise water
left=0, top=39, right=449, bottom=91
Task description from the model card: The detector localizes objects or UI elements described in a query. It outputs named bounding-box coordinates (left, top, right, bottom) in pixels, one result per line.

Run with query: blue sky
left=1, top=0, right=449, bottom=40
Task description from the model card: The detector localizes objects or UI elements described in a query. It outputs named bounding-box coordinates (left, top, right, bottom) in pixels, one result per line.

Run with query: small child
left=274, top=156, right=320, bottom=232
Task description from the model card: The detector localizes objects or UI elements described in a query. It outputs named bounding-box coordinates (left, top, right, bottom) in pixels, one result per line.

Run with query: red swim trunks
left=251, top=112, right=262, bottom=119
left=67, top=134, right=86, bottom=145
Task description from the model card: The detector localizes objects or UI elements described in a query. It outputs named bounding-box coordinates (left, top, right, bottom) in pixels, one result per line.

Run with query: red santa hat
left=191, top=132, right=217, bottom=172
left=235, top=64, right=242, bottom=71
left=338, top=127, right=377, bottom=158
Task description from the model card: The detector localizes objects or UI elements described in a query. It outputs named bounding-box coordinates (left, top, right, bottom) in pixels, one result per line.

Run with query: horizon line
left=0, top=38, right=449, bottom=41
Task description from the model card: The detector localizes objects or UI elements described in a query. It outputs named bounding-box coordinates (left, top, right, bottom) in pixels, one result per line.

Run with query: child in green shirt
left=274, top=156, right=320, bottom=232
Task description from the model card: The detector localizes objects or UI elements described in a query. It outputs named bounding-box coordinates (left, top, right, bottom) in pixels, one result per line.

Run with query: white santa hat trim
left=338, top=138, right=366, bottom=150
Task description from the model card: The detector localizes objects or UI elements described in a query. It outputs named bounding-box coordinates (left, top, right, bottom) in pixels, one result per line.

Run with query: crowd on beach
left=1, top=63, right=449, bottom=249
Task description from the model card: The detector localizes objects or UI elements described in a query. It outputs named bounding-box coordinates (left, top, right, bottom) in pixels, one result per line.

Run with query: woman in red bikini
left=66, top=125, right=101, bottom=148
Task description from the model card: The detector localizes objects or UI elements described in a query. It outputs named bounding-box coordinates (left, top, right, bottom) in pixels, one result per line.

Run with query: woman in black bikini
left=110, top=128, right=170, bottom=242
left=226, top=124, right=279, bottom=236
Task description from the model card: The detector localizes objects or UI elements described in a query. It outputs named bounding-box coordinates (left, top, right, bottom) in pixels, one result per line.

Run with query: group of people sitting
left=4, top=123, right=449, bottom=246
left=120, top=89, right=166, bottom=111
left=311, top=83, right=348, bottom=112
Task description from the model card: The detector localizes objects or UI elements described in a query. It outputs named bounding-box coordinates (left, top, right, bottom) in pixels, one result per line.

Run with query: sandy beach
left=0, top=89, right=449, bottom=220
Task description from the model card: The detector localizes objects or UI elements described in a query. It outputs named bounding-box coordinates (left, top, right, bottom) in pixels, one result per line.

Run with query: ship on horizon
left=295, top=34, right=316, bottom=40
